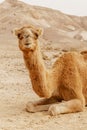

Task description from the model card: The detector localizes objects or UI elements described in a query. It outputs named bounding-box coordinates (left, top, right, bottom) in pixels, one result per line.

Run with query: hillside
left=0, top=0, right=87, bottom=51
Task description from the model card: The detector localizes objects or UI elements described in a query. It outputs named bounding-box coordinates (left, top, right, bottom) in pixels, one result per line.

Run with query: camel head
left=15, top=25, right=43, bottom=52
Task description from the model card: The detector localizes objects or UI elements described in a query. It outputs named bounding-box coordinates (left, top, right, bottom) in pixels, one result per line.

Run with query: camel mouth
left=25, top=43, right=31, bottom=46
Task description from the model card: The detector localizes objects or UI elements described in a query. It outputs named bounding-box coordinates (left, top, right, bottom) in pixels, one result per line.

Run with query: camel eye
left=35, top=33, right=38, bottom=38
left=17, top=33, right=23, bottom=40
left=18, top=33, right=21, bottom=38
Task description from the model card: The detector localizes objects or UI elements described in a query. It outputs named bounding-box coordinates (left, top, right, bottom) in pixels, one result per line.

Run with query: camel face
left=15, top=26, right=42, bottom=52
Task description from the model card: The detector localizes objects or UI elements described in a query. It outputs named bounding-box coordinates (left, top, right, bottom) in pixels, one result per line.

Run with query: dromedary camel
left=15, top=25, right=87, bottom=116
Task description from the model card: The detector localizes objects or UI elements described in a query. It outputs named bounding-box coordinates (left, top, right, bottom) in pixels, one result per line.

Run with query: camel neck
left=23, top=45, right=51, bottom=98
left=23, top=45, right=45, bottom=71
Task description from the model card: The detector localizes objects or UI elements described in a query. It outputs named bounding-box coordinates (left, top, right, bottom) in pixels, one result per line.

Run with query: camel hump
left=81, top=50, right=87, bottom=55
left=81, top=50, right=87, bottom=61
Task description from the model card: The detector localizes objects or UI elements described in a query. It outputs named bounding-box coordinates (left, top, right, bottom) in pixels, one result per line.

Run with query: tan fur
left=15, top=25, right=87, bottom=116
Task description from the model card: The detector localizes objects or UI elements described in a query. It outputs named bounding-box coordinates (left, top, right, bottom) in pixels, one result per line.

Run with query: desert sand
left=0, top=0, right=87, bottom=130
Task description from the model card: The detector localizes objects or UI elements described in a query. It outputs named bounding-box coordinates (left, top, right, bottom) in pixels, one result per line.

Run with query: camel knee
left=48, top=99, right=85, bottom=116
left=48, top=104, right=60, bottom=116
left=71, top=100, right=84, bottom=112
left=65, top=98, right=85, bottom=113
left=26, top=102, right=36, bottom=113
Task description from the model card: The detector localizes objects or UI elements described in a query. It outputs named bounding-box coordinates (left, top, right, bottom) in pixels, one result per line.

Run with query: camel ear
left=13, top=29, right=22, bottom=39
left=12, top=28, right=20, bottom=37
left=36, top=28, right=43, bottom=36
left=14, top=29, right=20, bottom=36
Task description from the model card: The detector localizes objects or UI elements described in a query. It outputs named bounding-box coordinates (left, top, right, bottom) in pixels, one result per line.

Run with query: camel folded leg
left=26, top=97, right=59, bottom=112
left=48, top=98, right=85, bottom=116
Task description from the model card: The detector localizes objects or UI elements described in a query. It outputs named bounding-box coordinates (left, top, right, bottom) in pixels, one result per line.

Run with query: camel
left=15, top=25, right=87, bottom=116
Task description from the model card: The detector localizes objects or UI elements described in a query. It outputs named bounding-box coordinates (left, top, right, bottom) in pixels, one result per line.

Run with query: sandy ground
left=0, top=33, right=87, bottom=130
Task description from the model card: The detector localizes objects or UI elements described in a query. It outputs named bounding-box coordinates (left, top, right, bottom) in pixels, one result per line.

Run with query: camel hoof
left=26, top=102, right=35, bottom=113
left=48, top=105, right=59, bottom=116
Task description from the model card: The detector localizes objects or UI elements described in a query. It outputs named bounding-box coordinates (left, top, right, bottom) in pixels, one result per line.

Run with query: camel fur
left=15, top=25, right=87, bottom=116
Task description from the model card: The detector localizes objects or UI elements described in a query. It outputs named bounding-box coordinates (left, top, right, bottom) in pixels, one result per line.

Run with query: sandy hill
left=0, top=0, right=87, bottom=52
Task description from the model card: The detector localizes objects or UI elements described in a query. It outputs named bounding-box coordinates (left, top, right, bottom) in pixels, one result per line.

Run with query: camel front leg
left=26, top=97, right=58, bottom=113
left=26, top=103, right=50, bottom=112
left=48, top=98, right=85, bottom=116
